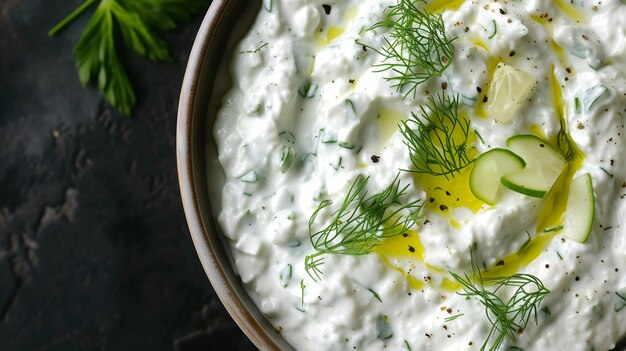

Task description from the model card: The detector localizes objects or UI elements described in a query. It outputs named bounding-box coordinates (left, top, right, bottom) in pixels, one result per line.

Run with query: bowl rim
left=176, top=1, right=282, bottom=349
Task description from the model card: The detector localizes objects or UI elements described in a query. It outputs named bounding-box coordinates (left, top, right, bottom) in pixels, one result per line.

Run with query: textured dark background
left=0, top=0, right=255, bottom=350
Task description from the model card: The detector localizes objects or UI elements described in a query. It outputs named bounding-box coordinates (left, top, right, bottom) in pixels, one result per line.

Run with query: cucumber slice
left=486, top=20, right=497, bottom=39
left=582, top=85, right=609, bottom=113
left=500, top=135, right=567, bottom=198
left=563, top=173, right=595, bottom=243
left=469, top=148, right=526, bottom=205
left=280, top=145, right=297, bottom=173
left=485, top=63, right=536, bottom=124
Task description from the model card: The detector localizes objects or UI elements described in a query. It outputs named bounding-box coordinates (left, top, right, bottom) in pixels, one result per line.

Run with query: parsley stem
left=49, top=0, right=98, bottom=36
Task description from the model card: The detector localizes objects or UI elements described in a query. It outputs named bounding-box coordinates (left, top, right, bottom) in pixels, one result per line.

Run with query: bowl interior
left=178, top=2, right=626, bottom=351
left=177, top=1, right=294, bottom=349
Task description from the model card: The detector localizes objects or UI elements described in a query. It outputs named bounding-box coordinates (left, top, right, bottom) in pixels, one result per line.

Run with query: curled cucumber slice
left=501, top=135, right=567, bottom=198
left=469, top=148, right=526, bottom=205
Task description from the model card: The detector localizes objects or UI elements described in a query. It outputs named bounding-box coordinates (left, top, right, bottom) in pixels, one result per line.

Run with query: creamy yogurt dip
left=213, top=0, right=626, bottom=350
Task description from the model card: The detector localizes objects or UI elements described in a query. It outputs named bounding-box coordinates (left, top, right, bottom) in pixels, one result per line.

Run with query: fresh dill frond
left=367, top=0, right=455, bottom=98
left=49, top=0, right=208, bottom=116
left=450, top=249, right=550, bottom=351
left=400, top=93, right=472, bottom=178
left=305, top=174, right=423, bottom=281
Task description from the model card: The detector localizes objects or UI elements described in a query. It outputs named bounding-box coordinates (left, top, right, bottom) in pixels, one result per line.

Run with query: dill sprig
left=400, top=93, right=472, bottom=178
left=367, top=0, right=455, bottom=98
left=305, top=174, right=423, bottom=281
left=450, top=249, right=550, bottom=351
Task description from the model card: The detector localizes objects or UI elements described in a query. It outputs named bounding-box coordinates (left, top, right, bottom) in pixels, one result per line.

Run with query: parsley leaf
left=50, top=0, right=208, bottom=116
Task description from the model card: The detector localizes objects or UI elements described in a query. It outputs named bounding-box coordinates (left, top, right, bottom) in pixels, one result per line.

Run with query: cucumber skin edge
left=499, top=177, right=548, bottom=198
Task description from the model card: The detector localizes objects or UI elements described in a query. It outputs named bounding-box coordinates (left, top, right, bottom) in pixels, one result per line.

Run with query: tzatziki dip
left=213, top=0, right=626, bottom=350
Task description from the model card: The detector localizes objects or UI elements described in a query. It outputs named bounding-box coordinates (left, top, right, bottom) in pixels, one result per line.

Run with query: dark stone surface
left=0, top=0, right=255, bottom=350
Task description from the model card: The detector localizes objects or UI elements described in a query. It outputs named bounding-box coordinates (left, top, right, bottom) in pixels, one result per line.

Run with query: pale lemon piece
left=485, top=63, right=536, bottom=123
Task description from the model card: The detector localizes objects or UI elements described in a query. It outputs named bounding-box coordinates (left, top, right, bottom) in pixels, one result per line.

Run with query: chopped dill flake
left=444, top=313, right=465, bottom=323
left=474, top=129, right=486, bottom=145
left=368, top=288, right=383, bottom=303
left=543, top=225, right=564, bottom=233
left=305, top=174, right=423, bottom=281
left=403, top=339, right=413, bottom=351
left=600, top=167, right=614, bottom=178
left=239, top=42, right=268, bottom=54
left=444, top=313, right=464, bottom=322
left=300, top=279, right=306, bottom=308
